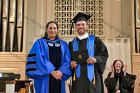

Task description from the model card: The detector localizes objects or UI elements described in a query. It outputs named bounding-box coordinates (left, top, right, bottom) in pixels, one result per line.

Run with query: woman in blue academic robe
left=26, top=21, right=72, bottom=93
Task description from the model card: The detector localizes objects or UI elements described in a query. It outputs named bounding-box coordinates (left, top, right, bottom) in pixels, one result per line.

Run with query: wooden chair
left=129, top=75, right=136, bottom=93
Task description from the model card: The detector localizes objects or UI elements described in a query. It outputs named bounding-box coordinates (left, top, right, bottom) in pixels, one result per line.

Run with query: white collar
left=77, top=33, right=89, bottom=40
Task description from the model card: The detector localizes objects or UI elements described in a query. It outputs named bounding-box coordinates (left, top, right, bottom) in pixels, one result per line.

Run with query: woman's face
left=46, top=23, right=58, bottom=40
left=114, top=61, right=123, bottom=71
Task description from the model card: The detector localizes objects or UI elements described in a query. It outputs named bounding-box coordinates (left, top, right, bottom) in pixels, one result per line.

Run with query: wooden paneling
left=132, top=54, right=140, bottom=93
left=0, top=52, right=26, bottom=80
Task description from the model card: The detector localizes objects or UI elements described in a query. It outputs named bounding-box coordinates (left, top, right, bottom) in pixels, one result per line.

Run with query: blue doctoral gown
left=26, top=37, right=72, bottom=93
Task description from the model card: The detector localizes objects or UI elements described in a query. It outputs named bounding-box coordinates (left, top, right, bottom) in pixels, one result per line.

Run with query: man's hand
left=87, top=57, right=96, bottom=64
left=116, top=90, right=120, bottom=93
left=71, top=61, right=77, bottom=68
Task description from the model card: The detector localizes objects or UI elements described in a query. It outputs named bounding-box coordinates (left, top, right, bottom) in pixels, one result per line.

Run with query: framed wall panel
left=135, top=0, right=140, bottom=53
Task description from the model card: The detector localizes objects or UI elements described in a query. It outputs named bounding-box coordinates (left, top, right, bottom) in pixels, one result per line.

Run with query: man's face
left=75, top=21, right=87, bottom=35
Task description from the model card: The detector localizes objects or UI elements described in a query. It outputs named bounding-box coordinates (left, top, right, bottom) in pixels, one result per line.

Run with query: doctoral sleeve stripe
left=26, top=68, right=37, bottom=72
left=28, top=54, right=36, bottom=57
left=27, top=61, right=36, bottom=65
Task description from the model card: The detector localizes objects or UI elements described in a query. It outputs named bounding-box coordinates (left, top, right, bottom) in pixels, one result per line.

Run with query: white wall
left=24, top=0, right=133, bottom=52
left=25, top=0, right=48, bottom=53
left=104, top=0, right=132, bottom=38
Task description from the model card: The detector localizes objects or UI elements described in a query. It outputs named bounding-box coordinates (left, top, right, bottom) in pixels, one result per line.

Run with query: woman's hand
left=51, top=71, right=57, bottom=78
left=110, top=65, right=115, bottom=77
left=55, top=70, right=63, bottom=79
left=123, top=64, right=127, bottom=75
left=111, top=65, right=114, bottom=73
left=51, top=70, right=63, bottom=80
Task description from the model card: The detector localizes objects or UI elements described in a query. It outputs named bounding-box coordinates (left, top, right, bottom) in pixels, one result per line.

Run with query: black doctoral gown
left=45, top=37, right=62, bottom=93
left=69, top=36, right=109, bottom=93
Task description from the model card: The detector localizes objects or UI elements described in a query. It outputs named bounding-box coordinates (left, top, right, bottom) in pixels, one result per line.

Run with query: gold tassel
left=73, top=72, right=76, bottom=81
left=93, top=77, right=95, bottom=84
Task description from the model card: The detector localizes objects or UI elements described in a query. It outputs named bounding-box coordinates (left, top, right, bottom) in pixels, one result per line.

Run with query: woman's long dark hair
left=44, top=21, right=58, bottom=36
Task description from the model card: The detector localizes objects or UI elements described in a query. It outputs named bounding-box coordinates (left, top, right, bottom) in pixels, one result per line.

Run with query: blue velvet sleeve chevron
left=26, top=39, right=55, bottom=79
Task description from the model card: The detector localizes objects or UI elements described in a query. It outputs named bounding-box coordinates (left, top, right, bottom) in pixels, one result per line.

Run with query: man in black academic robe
left=69, top=12, right=109, bottom=93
